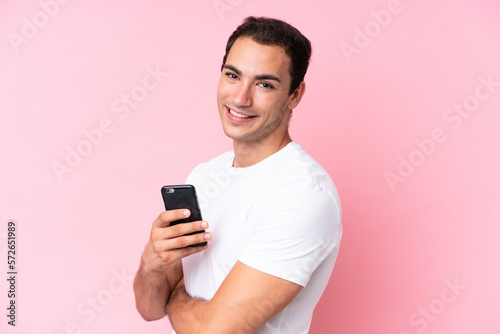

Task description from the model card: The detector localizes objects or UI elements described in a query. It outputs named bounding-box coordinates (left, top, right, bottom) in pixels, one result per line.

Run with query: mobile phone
left=161, top=184, right=207, bottom=247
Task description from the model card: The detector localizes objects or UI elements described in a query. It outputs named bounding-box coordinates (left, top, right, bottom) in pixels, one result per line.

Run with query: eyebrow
left=223, top=64, right=282, bottom=83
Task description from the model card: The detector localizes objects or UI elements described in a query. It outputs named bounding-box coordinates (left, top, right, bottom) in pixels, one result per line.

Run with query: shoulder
left=255, top=142, right=342, bottom=233
left=186, top=151, right=234, bottom=182
left=266, top=142, right=340, bottom=208
left=240, top=144, right=342, bottom=285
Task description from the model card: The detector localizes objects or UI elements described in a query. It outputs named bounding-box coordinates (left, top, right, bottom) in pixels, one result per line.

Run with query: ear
left=286, top=81, right=306, bottom=110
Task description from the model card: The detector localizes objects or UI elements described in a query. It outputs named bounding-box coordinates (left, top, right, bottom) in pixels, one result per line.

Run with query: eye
left=225, top=72, right=238, bottom=80
left=259, top=82, right=274, bottom=89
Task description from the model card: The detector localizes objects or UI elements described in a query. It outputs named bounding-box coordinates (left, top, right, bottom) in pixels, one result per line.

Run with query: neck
left=232, top=132, right=292, bottom=168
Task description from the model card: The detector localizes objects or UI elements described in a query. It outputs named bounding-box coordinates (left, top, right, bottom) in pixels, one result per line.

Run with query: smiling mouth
left=227, top=107, right=256, bottom=119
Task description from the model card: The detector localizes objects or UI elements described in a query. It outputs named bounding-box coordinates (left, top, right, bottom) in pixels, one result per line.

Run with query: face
left=217, top=37, right=303, bottom=145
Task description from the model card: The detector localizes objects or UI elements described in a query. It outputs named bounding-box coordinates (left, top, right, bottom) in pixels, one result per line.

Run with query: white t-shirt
left=178, top=141, right=342, bottom=334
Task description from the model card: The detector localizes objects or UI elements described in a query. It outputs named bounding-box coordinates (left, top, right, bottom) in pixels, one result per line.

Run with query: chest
left=183, top=178, right=263, bottom=298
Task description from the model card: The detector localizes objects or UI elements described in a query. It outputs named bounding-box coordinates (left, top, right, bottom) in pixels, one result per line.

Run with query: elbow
left=136, top=303, right=166, bottom=322
left=139, top=313, right=160, bottom=322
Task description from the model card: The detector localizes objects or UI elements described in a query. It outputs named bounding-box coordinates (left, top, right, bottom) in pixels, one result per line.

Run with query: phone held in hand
left=161, top=184, right=207, bottom=247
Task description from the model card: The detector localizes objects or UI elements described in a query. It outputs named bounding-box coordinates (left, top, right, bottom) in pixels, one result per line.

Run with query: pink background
left=1, top=1, right=499, bottom=333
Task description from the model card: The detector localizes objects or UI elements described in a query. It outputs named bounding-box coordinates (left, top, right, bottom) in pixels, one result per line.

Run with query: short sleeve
left=238, top=179, right=342, bottom=287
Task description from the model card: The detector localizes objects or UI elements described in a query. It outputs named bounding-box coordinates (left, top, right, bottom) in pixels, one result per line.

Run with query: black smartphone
left=161, top=184, right=207, bottom=247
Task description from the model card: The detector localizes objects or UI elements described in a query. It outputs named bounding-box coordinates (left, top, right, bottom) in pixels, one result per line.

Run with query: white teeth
left=229, top=108, right=251, bottom=118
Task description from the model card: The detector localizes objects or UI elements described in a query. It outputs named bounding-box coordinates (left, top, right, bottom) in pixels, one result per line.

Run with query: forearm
left=165, top=262, right=302, bottom=334
left=134, top=209, right=210, bottom=322
left=134, top=259, right=182, bottom=321
left=166, top=279, right=214, bottom=333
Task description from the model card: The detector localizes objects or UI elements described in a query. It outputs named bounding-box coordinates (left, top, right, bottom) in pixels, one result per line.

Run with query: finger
left=151, top=220, right=208, bottom=243
left=162, top=220, right=209, bottom=240
left=158, top=244, right=209, bottom=265
left=153, top=209, right=191, bottom=228
left=153, top=231, right=212, bottom=252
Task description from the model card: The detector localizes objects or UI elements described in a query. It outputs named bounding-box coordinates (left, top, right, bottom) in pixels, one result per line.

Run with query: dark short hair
left=221, top=16, right=312, bottom=95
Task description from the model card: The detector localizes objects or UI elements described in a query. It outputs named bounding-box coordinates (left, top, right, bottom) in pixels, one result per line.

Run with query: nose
left=232, top=81, right=252, bottom=107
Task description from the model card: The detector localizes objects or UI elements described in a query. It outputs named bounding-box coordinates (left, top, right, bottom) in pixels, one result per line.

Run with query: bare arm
left=133, top=209, right=212, bottom=321
left=165, top=260, right=302, bottom=333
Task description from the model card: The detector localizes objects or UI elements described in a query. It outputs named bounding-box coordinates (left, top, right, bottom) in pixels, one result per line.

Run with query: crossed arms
left=133, top=209, right=302, bottom=334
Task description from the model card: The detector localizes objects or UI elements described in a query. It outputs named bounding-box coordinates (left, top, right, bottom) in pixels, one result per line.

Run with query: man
left=134, top=16, right=342, bottom=333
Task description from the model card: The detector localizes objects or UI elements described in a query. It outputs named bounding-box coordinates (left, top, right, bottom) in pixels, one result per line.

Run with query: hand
left=134, top=210, right=210, bottom=321
left=142, top=209, right=211, bottom=276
